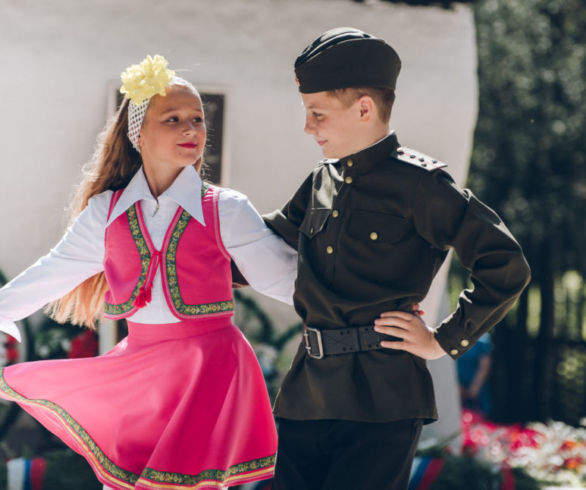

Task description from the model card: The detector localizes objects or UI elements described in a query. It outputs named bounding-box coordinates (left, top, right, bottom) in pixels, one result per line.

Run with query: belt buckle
left=303, top=326, right=324, bottom=359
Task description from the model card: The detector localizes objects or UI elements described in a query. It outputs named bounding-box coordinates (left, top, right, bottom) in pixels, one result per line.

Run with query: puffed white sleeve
left=218, top=189, right=297, bottom=305
left=0, top=191, right=112, bottom=340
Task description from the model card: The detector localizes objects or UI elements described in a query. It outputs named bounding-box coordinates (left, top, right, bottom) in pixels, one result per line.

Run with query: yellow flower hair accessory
left=120, top=55, right=175, bottom=105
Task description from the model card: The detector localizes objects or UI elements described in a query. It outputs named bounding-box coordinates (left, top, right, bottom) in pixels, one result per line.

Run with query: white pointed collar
left=106, top=165, right=205, bottom=227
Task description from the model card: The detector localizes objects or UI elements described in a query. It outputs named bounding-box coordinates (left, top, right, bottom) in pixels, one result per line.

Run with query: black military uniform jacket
left=264, top=132, right=531, bottom=423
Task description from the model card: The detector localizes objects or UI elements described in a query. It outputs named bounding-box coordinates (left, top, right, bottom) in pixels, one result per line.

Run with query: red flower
left=561, top=440, right=578, bottom=451
left=67, top=330, right=99, bottom=359
left=564, top=457, right=583, bottom=470
left=460, top=409, right=543, bottom=457
left=5, top=335, right=19, bottom=363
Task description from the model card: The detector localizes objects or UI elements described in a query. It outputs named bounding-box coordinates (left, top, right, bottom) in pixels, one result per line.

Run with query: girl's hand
left=374, top=310, right=446, bottom=360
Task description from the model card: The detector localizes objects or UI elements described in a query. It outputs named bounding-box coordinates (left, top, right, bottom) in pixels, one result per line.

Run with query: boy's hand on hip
left=374, top=311, right=446, bottom=360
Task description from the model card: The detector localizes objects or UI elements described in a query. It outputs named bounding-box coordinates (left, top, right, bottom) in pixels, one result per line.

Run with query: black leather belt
left=302, top=325, right=401, bottom=359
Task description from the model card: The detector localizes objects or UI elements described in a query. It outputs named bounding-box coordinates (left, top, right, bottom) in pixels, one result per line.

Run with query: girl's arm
left=219, top=189, right=297, bottom=305
left=0, top=191, right=111, bottom=339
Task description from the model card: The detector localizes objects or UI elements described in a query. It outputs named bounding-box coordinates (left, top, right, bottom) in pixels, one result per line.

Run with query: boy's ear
left=358, top=95, right=375, bottom=121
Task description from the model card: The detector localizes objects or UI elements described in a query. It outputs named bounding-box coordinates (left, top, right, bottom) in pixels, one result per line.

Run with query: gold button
left=450, top=349, right=459, bottom=356
left=347, top=159, right=354, bottom=167
left=460, top=339, right=470, bottom=347
left=326, top=246, right=334, bottom=254
left=345, top=176, right=353, bottom=184
left=332, top=210, right=339, bottom=218
left=370, top=232, right=378, bottom=241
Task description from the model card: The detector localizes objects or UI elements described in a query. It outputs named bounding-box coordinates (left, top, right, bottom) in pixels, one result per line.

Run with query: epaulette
left=390, top=147, right=447, bottom=171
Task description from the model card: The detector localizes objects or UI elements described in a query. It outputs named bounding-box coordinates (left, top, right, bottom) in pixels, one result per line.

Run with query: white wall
left=0, top=0, right=477, bottom=446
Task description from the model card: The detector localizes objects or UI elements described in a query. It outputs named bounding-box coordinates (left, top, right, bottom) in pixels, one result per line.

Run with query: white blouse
left=0, top=166, right=297, bottom=341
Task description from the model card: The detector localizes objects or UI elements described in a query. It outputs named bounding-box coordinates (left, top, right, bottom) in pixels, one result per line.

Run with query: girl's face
left=139, top=85, right=206, bottom=172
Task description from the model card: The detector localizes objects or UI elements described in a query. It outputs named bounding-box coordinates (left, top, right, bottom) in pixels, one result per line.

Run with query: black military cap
left=294, top=27, right=401, bottom=93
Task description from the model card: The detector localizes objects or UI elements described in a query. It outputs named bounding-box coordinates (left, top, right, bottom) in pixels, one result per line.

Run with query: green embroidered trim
left=140, top=455, right=275, bottom=487
left=104, top=204, right=151, bottom=316
left=0, top=368, right=139, bottom=485
left=104, top=185, right=233, bottom=318
left=0, top=368, right=274, bottom=488
left=165, top=207, right=234, bottom=317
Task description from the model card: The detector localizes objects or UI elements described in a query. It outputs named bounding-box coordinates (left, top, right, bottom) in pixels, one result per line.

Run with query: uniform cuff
left=433, top=317, right=474, bottom=360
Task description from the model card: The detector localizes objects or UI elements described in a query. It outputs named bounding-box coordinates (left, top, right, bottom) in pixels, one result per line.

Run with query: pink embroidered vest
left=103, top=184, right=234, bottom=320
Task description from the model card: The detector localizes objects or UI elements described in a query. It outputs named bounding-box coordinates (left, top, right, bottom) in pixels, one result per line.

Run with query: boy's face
left=301, top=91, right=363, bottom=159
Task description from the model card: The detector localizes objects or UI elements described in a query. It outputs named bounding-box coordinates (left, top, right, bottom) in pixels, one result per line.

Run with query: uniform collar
left=328, top=131, right=400, bottom=175
left=106, top=165, right=205, bottom=226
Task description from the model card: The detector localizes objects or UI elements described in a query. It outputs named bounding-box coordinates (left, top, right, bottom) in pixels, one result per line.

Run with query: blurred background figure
left=458, top=333, right=493, bottom=416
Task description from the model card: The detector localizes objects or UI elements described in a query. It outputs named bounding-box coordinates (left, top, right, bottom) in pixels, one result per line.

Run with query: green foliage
left=32, top=318, right=84, bottom=360
left=234, top=290, right=301, bottom=350
left=460, top=0, right=586, bottom=424
left=471, top=0, right=586, bottom=276
left=429, top=455, right=497, bottom=490
left=375, top=0, right=474, bottom=6
left=233, top=290, right=302, bottom=400
left=42, top=450, right=101, bottom=490
left=410, top=454, right=541, bottom=490
left=0, top=450, right=101, bottom=490
left=510, top=467, right=543, bottom=490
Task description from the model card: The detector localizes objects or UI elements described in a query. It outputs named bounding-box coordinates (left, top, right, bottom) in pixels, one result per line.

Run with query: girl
left=0, top=55, right=297, bottom=490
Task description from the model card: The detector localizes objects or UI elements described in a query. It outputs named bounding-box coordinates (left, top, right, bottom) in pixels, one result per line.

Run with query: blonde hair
left=46, top=98, right=142, bottom=329
left=327, top=86, right=396, bottom=123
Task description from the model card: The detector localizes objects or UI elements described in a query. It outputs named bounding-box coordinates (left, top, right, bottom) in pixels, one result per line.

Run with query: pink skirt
left=0, top=318, right=277, bottom=489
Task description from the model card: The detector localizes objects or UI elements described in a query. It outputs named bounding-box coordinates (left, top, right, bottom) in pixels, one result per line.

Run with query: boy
left=264, top=28, right=531, bottom=490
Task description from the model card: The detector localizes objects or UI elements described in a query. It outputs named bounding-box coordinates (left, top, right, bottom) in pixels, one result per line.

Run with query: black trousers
left=272, top=418, right=422, bottom=490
